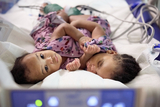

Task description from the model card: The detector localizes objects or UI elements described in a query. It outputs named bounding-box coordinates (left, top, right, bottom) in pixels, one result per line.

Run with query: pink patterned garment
left=30, top=12, right=116, bottom=69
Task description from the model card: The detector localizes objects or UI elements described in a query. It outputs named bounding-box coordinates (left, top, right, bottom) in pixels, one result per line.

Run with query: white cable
left=79, top=3, right=160, bottom=43
left=105, top=10, right=155, bottom=43
left=102, top=3, right=160, bottom=43
left=109, top=3, right=143, bottom=39
left=138, top=4, right=159, bottom=43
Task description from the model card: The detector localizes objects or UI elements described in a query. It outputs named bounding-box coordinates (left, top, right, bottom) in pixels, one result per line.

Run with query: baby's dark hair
left=111, top=54, right=141, bottom=83
left=11, top=54, right=39, bottom=84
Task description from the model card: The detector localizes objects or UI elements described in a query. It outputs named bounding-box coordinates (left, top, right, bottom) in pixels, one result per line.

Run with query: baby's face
left=86, top=52, right=117, bottom=79
left=22, top=50, right=62, bottom=82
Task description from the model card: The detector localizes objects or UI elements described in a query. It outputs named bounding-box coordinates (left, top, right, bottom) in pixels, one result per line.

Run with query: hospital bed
left=0, top=0, right=160, bottom=107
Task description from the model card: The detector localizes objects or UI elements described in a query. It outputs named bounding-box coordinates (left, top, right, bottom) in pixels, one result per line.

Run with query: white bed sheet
left=0, top=0, right=160, bottom=89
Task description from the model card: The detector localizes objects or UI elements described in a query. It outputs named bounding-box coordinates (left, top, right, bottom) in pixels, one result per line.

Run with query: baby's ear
left=106, top=50, right=117, bottom=54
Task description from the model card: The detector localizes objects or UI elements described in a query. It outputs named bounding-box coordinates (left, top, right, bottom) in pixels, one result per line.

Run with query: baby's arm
left=70, top=20, right=106, bottom=39
left=50, top=23, right=84, bottom=42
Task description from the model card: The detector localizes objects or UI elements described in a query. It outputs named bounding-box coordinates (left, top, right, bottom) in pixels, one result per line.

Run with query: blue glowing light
left=102, top=103, right=112, bottom=107
left=87, top=96, right=98, bottom=106
left=48, top=96, right=59, bottom=106
left=27, top=104, right=37, bottom=107
left=114, top=102, right=125, bottom=107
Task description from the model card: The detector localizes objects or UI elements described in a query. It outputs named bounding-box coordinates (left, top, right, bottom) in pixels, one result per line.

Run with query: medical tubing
left=140, top=9, right=159, bottom=42
left=103, top=10, right=155, bottom=43
left=78, top=3, right=159, bottom=43
left=123, top=4, right=158, bottom=43
left=109, top=3, right=143, bottom=39
left=18, top=5, right=40, bottom=10
left=139, top=7, right=159, bottom=42
left=108, top=4, right=157, bottom=43
left=139, top=5, right=157, bottom=42
left=78, top=4, right=148, bottom=42
left=112, top=4, right=158, bottom=43
left=140, top=5, right=159, bottom=42
left=110, top=4, right=145, bottom=40
left=76, top=5, right=102, bottom=13
left=135, top=5, right=151, bottom=41
left=127, top=7, right=156, bottom=43
left=102, top=9, right=154, bottom=43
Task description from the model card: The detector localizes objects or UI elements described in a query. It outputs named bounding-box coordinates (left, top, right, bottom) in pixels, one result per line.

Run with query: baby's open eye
left=45, top=65, right=48, bottom=72
left=40, top=53, right=44, bottom=59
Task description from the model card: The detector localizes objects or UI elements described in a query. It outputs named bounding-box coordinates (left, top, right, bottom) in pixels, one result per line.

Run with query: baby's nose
left=46, top=57, right=53, bottom=64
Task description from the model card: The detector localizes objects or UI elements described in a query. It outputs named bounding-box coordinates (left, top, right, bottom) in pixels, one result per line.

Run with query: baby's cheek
left=88, top=65, right=97, bottom=74
left=49, top=65, right=58, bottom=73
left=99, top=70, right=112, bottom=79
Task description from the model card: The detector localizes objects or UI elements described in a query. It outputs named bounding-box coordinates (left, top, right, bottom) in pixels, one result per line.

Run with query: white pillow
left=0, top=59, right=20, bottom=88
left=31, top=69, right=128, bottom=89
left=0, top=17, right=35, bottom=52
left=126, top=65, right=160, bottom=88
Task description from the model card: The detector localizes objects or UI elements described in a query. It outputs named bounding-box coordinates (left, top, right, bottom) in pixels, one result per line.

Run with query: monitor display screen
left=11, top=89, right=136, bottom=107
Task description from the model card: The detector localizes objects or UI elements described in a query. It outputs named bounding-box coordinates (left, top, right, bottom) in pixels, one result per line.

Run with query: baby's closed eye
left=97, top=60, right=104, bottom=68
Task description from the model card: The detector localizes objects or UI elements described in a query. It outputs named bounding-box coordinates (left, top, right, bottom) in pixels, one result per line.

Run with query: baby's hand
left=79, top=36, right=92, bottom=50
left=83, top=44, right=100, bottom=56
left=66, top=58, right=81, bottom=71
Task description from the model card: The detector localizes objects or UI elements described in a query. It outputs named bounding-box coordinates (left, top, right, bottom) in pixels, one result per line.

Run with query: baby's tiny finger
left=70, top=62, right=75, bottom=70
left=66, top=64, right=71, bottom=71
left=75, top=60, right=81, bottom=68
left=66, top=65, right=69, bottom=70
